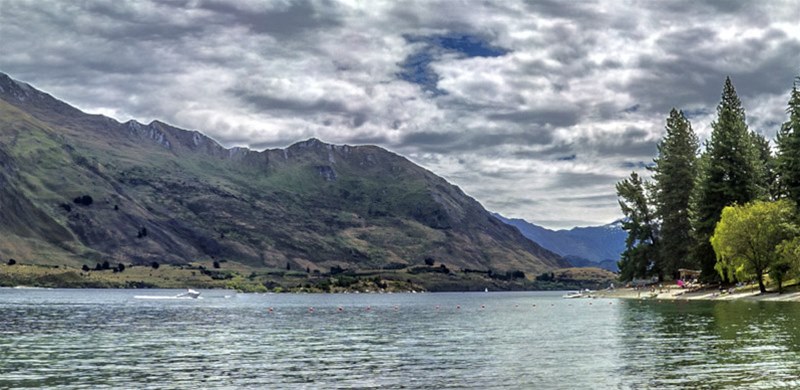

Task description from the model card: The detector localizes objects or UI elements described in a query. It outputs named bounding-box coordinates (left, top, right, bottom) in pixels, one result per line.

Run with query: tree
left=616, top=172, right=660, bottom=281
left=651, top=109, right=699, bottom=278
left=81, top=264, right=90, bottom=272
left=424, top=257, right=435, bottom=266
left=710, top=200, right=795, bottom=293
left=775, top=236, right=800, bottom=294
left=753, top=131, right=779, bottom=200
left=777, top=76, right=800, bottom=203
left=7, top=258, right=16, bottom=266
left=117, top=263, right=125, bottom=273
left=151, top=261, right=160, bottom=269
left=213, top=260, right=220, bottom=269
left=692, top=77, right=764, bottom=281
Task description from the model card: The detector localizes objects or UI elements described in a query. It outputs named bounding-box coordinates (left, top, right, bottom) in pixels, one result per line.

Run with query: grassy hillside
left=0, top=73, right=569, bottom=290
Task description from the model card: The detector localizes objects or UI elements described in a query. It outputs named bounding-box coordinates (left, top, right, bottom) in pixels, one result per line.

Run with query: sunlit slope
left=0, top=72, right=568, bottom=275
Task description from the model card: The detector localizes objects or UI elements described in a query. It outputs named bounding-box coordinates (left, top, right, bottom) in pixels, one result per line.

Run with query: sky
left=1, top=1, right=799, bottom=229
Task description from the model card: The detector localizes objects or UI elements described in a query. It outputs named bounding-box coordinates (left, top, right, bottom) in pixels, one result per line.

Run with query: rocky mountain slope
left=0, top=72, right=568, bottom=278
left=495, top=214, right=624, bottom=271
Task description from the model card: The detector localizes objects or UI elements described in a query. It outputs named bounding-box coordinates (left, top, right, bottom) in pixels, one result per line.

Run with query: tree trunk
left=757, top=270, right=766, bottom=293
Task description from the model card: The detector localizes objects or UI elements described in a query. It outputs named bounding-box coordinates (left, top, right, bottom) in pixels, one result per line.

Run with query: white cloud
left=1, top=0, right=799, bottom=229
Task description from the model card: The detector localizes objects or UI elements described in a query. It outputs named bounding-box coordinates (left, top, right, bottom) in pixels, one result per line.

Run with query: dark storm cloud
left=488, top=107, right=580, bottom=127
left=230, top=88, right=371, bottom=129
left=556, top=193, right=619, bottom=204
left=552, top=172, right=621, bottom=189
left=398, top=128, right=554, bottom=153
left=195, top=0, right=342, bottom=38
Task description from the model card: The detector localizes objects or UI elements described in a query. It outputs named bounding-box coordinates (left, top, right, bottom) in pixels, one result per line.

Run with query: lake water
left=1, top=289, right=800, bottom=389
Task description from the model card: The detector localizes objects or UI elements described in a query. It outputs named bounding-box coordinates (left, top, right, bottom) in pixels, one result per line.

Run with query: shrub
left=117, top=263, right=125, bottom=273
left=213, top=261, right=220, bottom=269
left=7, top=259, right=16, bottom=266
left=151, top=261, right=160, bottom=269
left=424, top=257, right=435, bottom=266
left=73, top=195, right=93, bottom=206
left=81, top=264, right=90, bottom=272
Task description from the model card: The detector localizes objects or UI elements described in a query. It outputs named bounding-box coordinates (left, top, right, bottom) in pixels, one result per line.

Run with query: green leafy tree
left=651, top=109, right=698, bottom=278
left=710, top=200, right=795, bottom=293
left=775, top=236, right=800, bottom=294
left=777, top=76, right=800, bottom=203
left=692, top=77, right=764, bottom=281
left=616, top=172, right=660, bottom=281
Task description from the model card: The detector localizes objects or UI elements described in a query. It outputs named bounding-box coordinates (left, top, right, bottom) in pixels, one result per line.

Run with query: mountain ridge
left=495, top=214, right=624, bottom=272
left=0, top=72, right=569, bottom=285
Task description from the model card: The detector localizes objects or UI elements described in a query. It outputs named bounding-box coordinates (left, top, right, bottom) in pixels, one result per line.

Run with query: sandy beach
left=599, top=285, right=800, bottom=302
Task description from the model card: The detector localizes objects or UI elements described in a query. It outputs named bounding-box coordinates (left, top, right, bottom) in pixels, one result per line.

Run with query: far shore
left=599, top=284, right=800, bottom=302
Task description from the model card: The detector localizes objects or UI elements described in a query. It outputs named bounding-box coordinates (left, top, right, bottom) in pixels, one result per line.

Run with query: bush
left=424, top=257, right=435, bottom=266
left=117, top=263, right=125, bottom=273
left=73, top=195, right=93, bottom=206
left=102, top=261, right=110, bottom=270
left=7, top=259, right=16, bottom=266
left=213, top=261, right=220, bottom=269
left=81, top=264, right=90, bottom=272
left=151, top=261, right=160, bottom=269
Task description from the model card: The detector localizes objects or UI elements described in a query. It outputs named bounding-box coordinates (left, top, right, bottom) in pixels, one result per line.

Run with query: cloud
left=2, top=0, right=799, bottom=229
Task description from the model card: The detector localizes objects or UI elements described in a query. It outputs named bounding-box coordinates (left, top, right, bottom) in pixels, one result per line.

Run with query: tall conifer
left=777, top=77, right=800, bottom=204
left=691, top=77, right=763, bottom=280
left=616, top=172, right=659, bottom=281
left=651, top=109, right=698, bottom=279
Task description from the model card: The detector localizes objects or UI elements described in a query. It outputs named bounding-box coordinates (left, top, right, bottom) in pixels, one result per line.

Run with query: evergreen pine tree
left=616, top=172, right=660, bottom=281
left=691, top=77, right=763, bottom=281
left=752, top=131, right=778, bottom=200
left=651, top=109, right=698, bottom=279
left=777, top=76, right=800, bottom=204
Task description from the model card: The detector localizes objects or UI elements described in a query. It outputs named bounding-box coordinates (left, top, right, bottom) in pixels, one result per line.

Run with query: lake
left=1, top=289, right=799, bottom=389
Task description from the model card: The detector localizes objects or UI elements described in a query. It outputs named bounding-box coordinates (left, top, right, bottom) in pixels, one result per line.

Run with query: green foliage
left=711, top=200, right=796, bottom=293
left=776, top=236, right=800, bottom=294
left=616, top=172, right=660, bottom=281
left=651, top=108, right=699, bottom=277
left=777, top=77, right=800, bottom=203
left=692, top=77, right=765, bottom=281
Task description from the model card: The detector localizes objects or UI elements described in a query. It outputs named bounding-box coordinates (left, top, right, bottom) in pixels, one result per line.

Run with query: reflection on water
left=1, top=289, right=799, bottom=389
left=617, top=300, right=800, bottom=389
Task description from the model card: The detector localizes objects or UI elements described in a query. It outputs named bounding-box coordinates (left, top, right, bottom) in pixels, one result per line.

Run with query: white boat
left=176, top=289, right=201, bottom=299
left=562, top=291, right=583, bottom=299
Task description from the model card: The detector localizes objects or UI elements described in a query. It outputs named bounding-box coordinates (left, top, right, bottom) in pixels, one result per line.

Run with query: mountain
left=0, top=72, right=568, bottom=286
left=495, top=215, right=625, bottom=272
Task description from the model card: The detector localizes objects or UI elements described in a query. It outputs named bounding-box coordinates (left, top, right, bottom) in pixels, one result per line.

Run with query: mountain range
left=494, top=215, right=625, bottom=272
left=0, top=72, right=570, bottom=283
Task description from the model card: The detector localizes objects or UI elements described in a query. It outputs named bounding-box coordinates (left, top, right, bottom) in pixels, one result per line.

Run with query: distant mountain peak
left=495, top=213, right=625, bottom=272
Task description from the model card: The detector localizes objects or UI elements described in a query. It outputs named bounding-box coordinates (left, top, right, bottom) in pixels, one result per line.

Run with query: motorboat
left=562, top=291, right=583, bottom=299
left=176, top=289, right=201, bottom=299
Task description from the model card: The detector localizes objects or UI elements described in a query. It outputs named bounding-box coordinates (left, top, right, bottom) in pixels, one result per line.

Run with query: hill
left=0, top=72, right=569, bottom=290
left=495, top=214, right=624, bottom=272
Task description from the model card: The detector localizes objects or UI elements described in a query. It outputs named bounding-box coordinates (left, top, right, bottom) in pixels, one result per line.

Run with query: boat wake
left=133, top=295, right=203, bottom=300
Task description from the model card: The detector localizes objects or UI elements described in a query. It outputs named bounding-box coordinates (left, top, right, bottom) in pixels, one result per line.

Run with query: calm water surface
left=1, top=289, right=800, bottom=389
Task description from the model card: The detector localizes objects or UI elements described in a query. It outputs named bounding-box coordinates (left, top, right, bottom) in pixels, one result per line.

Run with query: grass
left=0, top=260, right=616, bottom=293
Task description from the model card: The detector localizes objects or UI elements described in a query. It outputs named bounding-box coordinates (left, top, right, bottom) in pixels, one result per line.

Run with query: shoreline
left=599, top=286, right=800, bottom=302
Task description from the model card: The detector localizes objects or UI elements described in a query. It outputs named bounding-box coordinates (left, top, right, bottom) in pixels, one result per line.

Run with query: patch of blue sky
left=398, top=33, right=509, bottom=96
